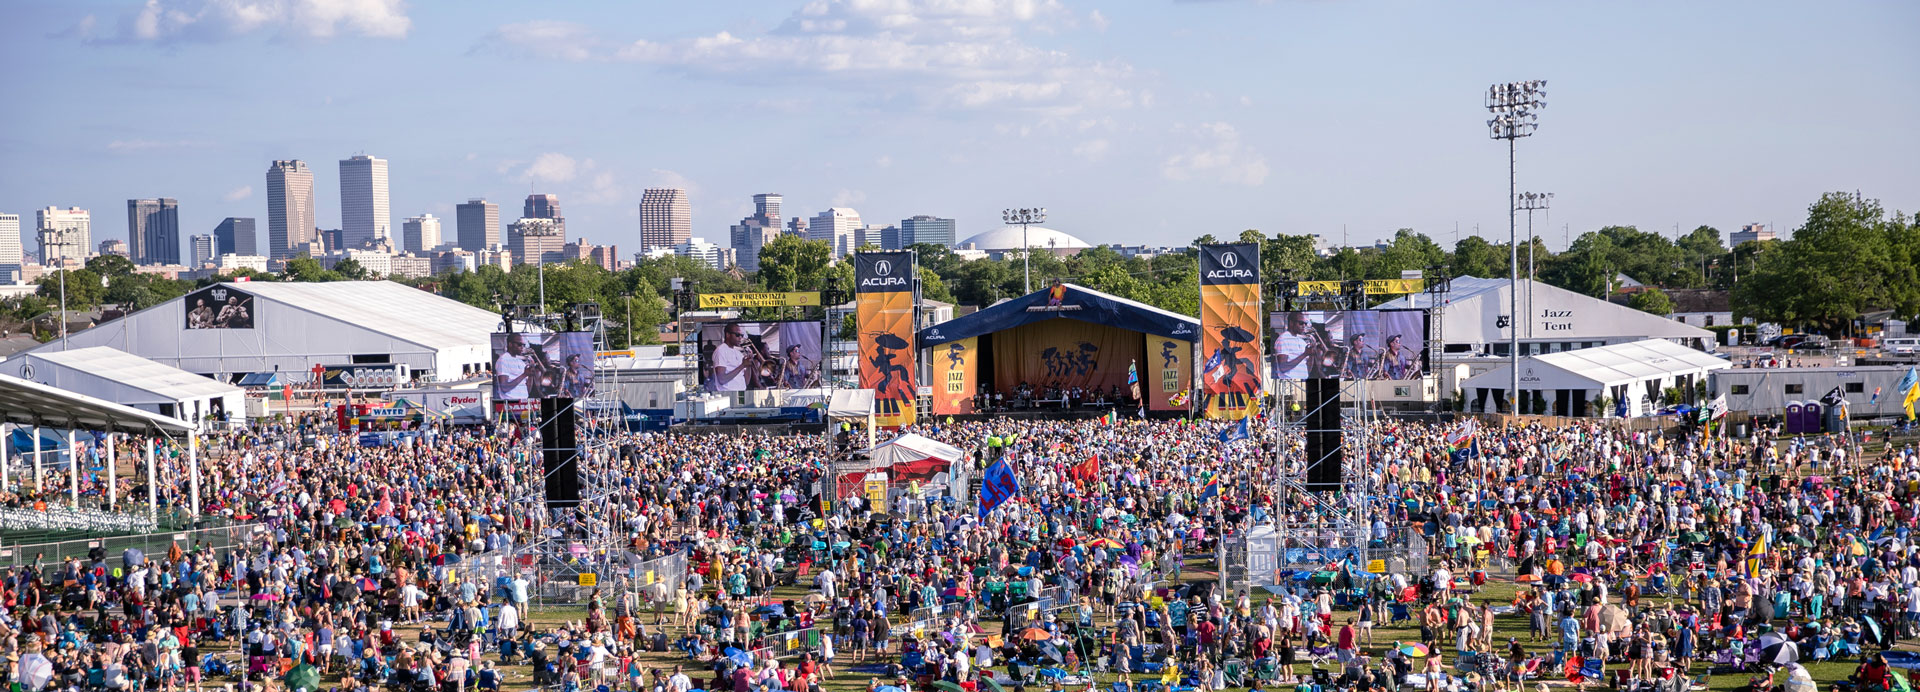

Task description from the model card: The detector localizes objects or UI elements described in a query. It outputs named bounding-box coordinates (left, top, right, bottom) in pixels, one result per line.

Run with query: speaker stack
left=1304, top=378, right=1344, bottom=492
left=540, top=397, right=582, bottom=509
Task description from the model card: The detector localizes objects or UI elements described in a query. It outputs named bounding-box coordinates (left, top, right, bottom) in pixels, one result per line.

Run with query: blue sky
left=2, top=0, right=1915, bottom=257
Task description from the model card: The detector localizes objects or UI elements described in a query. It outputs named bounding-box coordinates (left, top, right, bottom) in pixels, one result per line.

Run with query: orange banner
left=931, top=337, right=978, bottom=415
left=855, top=252, right=917, bottom=427
left=1146, top=334, right=1192, bottom=412
left=1199, top=243, right=1262, bottom=420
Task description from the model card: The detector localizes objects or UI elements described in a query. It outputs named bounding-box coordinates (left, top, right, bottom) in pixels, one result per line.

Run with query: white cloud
left=875, top=155, right=893, bottom=168
left=1161, top=122, right=1268, bottom=186
left=223, top=185, right=253, bottom=201
left=1072, top=139, right=1110, bottom=161
left=479, top=1, right=1137, bottom=115
left=92, top=0, right=410, bottom=44
left=832, top=189, right=868, bottom=207
left=514, top=152, right=579, bottom=185
left=1088, top=9, right=1108, bottom=32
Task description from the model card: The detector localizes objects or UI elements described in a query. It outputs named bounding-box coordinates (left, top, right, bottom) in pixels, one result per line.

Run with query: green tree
left=333, top=258, right=370, bottom=280
left=1629, top=287, right=1675, bottom=316
left=754, top=235, right=836, bottom=292
left=283, top=257, right=342, bottom=282
left=1733, top=192, right=1916, bottom=329
left=35, top=269, right=106, bottom=311
left=1449, top=236, right=1509, bottom=280
left=85, top=254, right=137, bottom=279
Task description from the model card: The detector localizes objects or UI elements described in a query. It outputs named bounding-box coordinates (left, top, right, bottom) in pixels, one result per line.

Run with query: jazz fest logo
left=944, top=341, right=969, bottom=394
left=1160, top=340, right=1180, bottom=392
left=1040, top=342, right=1099, bottom=378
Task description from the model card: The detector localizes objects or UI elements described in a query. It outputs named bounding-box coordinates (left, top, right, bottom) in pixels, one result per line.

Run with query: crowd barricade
left=1, top=521, right=264, bottom=572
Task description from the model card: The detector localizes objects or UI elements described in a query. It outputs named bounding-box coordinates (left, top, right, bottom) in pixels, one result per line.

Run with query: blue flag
left=1198, top=473, right=1221, bottom=502
left=979, top=458, right=1020, bottom=518
left=1217, top=417, right=1250, bottom=443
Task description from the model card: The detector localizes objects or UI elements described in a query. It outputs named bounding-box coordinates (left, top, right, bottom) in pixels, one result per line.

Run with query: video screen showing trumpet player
left=1271, top=310, right=1427, bottom=381
left=698, top=321, right=823, bottom=392
left=491, top=332, right=596, bottom=400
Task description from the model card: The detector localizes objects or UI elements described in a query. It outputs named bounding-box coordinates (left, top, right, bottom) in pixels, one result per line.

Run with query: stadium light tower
left=1002, top=207, right=1047, bottom=294
left=1487, top=80, right=1546, bottom=414
left=1516, top=192, right=1552, bottom=345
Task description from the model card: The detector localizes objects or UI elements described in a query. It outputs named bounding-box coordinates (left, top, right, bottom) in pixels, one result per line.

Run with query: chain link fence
left=0, top=522, right=265, bottom=572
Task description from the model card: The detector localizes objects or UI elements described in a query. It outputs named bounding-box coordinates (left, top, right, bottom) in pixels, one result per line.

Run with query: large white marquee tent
left=1380, top=277, right=1715, bottom=354
left=16, top=281, right=502, bottom=384
left=0, top=346, right=242, bottom=426
left=1461, top=338, right=1730, bottom=417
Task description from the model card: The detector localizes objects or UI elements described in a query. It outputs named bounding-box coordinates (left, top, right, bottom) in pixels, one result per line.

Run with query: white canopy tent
left=841, top=432, right=970, bottom=510
left=828, top=388, right=877, bottom=450
left=1382, top=277, right=1716, bottom=354
left=0, top=370, right=198, bottom=517
left=0, top=346, right=243, bottom=426
left=1461, top=339, right=1730, bottom=417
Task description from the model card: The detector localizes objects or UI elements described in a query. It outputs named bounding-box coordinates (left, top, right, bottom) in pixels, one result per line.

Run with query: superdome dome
left=958, top=226, right=1093, bottom=252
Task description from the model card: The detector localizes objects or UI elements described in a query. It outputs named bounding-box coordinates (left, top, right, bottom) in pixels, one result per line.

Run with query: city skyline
left=0, top=1, right=1915, bottom=259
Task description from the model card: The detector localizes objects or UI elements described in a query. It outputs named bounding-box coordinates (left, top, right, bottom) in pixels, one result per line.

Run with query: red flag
left=1070, top=454, right=1101, bottom=483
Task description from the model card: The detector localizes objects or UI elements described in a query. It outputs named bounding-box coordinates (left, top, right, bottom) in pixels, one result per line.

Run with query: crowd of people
left=0, top=407, right=1917, bottom=692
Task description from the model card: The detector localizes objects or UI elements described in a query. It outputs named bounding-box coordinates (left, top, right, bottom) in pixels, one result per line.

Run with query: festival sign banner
left=1198, top=243, right=1262, bottom=420
left=1146, top=334, right=1192, bottom=412
left=696, top=292, right=822, bottom=308
left=932, top=337, right=979, bottom=415
left=855, top=251, right=918, bottom=427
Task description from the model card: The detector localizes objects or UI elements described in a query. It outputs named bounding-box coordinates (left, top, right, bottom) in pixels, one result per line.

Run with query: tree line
left=2, top=190, right=1909, bottom=346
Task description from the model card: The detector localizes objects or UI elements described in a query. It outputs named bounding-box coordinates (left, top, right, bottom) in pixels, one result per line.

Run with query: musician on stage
left=781, top=345, right=817, bottom=389
left=707, top=323, right=761, bottom=392
left=1273, top=312, right=1324, bottom=379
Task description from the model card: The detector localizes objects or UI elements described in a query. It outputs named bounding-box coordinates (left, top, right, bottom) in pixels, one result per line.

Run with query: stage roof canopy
left=919, top=283, right=1199, bottom=346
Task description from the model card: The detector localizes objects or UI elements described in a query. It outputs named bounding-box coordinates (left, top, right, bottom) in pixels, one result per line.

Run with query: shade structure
left=835, top=432, right=967, bottom=500
left=0, top=371, right=194, bottom=435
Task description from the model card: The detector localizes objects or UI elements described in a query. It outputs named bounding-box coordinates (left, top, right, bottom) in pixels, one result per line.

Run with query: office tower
left=127, top=198, right=181, bottom=265
left=900, top=215, right=957, bottom=247
left=674, top=237, right=727, bottom=270
left=639, top=188, right=691, bottom=249
left=456, top=199, right=500, bottom=250
left=339, top=155, right=391, bottom=248
left=729, top=192, right=785, bottom=272
left=508, top=218, right=565, bottom=266
left=1730, top=223, right=1775, bottom=248
left=0, top=213, right=19, bottom=283
left=98, top=239, right=128, bottom=257
left=266, top=160, right=316, bottom=260
left=190, top=234, right=216, bottom=266
left=35, top=206, right=92, bottom=265
left=862, top=224, right=893, bottom=250
left=786, top=217, right=808, bottom=237
left=402, top=214, right=442, bottom=253
left=809, top=207, right=862, bottom=259
left=214, top=217, right=256, bottom=257
left=523, top=194, right=564, bottom=236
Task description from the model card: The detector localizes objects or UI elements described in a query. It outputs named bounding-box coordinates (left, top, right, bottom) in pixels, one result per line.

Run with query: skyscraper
left=900, top=215, right=957, bottom=247
left=639, top=188, right=691, bottom=249
left=508, top=217, right=565, bottom=267
left=809, top=207, right=862, bottom=259
left=456, top=199, right=500, bottom=250
left=729, top=193, right=785, bottom=272
left=35, top=206, right=92, bottom=265
left=127, top=198, right=181, bottom=265
left=523, top=194, right=564, bottom=236
left=339, top=155, right=391, bottom=249
left=402, top=214, right=442, bottom=253
left=190, top=234, right=215, bottom=266
left=214, top=217, right=257, bottom=257
left=266, top=160, right=316, bottom=260
left=0, top=213, right=20, bottom=283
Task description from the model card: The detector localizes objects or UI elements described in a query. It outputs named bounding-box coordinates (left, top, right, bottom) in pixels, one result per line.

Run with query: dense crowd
left=1, top=410, right=1917, bottom=692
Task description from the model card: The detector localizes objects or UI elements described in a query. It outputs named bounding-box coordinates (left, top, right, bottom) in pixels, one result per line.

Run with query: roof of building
left=17, top=347, right=241, bottom=403
left=920, top=282, right=1198, bottom=345
left=958, top=226, right=1092, bottom=251
left=223, top=281, right=504, bottom=351
left=1463, top=339, right=1729, bottom=391
left=0, top=370, right=194, bottom=434
left=1379, top=277, right=1713, bottom=345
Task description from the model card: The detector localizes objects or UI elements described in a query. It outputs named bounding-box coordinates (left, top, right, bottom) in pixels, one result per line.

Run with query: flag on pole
left=1218, top=416, right=1249, bottom=443
left=1445, top=419, right=1478, bottom=452
left=1746, top=533, right=1769, bottom=578
left=1899, top=366, right=1920, bottom=421
left=1069, top=455, right=1101, bottom=483
left=1197, top=473, right=1221, bottom=502
left=979, top=457, right=1020, bottom=518
left=1127, top=359, right=1142, bottom=403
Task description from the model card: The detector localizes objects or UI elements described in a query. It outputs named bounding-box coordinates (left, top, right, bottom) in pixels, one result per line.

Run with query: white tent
left=842, top=432, right=969, bottom=506
left=1381, top=277, right=1715, bottom=353
left=1461, top=338, right=1730, bottom=417
left=0, top=346, right=243, bottom=426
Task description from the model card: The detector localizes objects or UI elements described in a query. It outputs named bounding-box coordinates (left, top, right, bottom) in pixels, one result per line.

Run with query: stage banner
left=1199, top=243, right=1262, bottom=420
left=991, top=320, right=1145, bottom=396
left=1363, top=278, right=1425, bottom=295
left=1298, top=281, right=1343, bottom=296
left=1146, top=334, right=1192, bottom=412
left=932, top=336, right=979, bottom=415
left=855, top=251, right=918, bottom=428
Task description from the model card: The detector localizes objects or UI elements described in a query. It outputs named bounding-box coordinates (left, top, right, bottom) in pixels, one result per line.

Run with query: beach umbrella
left=1400, top=643, right=1429, bottom=658
left=1569, top=573, right=1594, bottom=584
left=433, top=553, right=462, bottom=565
left=1514, top=574, right=1540, bottom=583
left=725, top=647, right=752, bottom=668
left=18, top=652, right=53, bottom=691
left=1088, top=538, right=1124, bottom=549
left=981, top=679, right=1010, bottom=692
left=358, top=577, right=380, bottom=592
left=284, top=662, right=321, bottom=692
left=1863, top=617, right=1889, bottom=648
left=1021, top=627, right=1053, bottom=641
left=1757, top=632, right=1799, bottom=665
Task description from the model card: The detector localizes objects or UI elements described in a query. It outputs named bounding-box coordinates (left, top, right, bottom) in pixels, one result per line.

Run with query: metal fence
left=0, top=522, right=265, bottom=571
left=475, top=546, right=690, bottom=607
left=1228, top=526, right=1429, bottom=592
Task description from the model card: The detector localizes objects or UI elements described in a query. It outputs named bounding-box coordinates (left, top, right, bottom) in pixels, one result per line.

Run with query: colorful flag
left=1197, top=473, right=1221, bottom=502
left=1445, top=419, right=1478, bottom=451
left=1900, top=367, right=1920, bottom=421
left=1169, top=389, right=1190, bottom=407
left=1746, top=533, right=1769, bottom=578
left=1870, top=386, right=1882, bottom=404
left=1069, top=455, right=1101, bottom=483
left=979, top=457, right=1020, bottom=518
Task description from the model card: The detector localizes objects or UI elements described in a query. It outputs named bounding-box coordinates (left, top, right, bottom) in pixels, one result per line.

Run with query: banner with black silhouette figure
left=855, top=251, right=917, bottom=428
left=183, top=284, right=255, bottom=329
left=1198, top=243, right=1262, bottom=420
left=932, top=336, right=978, bottom=416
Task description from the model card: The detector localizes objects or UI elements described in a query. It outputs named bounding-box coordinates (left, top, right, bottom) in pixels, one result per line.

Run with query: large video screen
left=184, top=284, right=255, bottom=329
left=491, top=332, right=595, bottom=401
left=697, top=321, right=824, bottom=392
left=1270, top=310, right=1428, bottom=380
